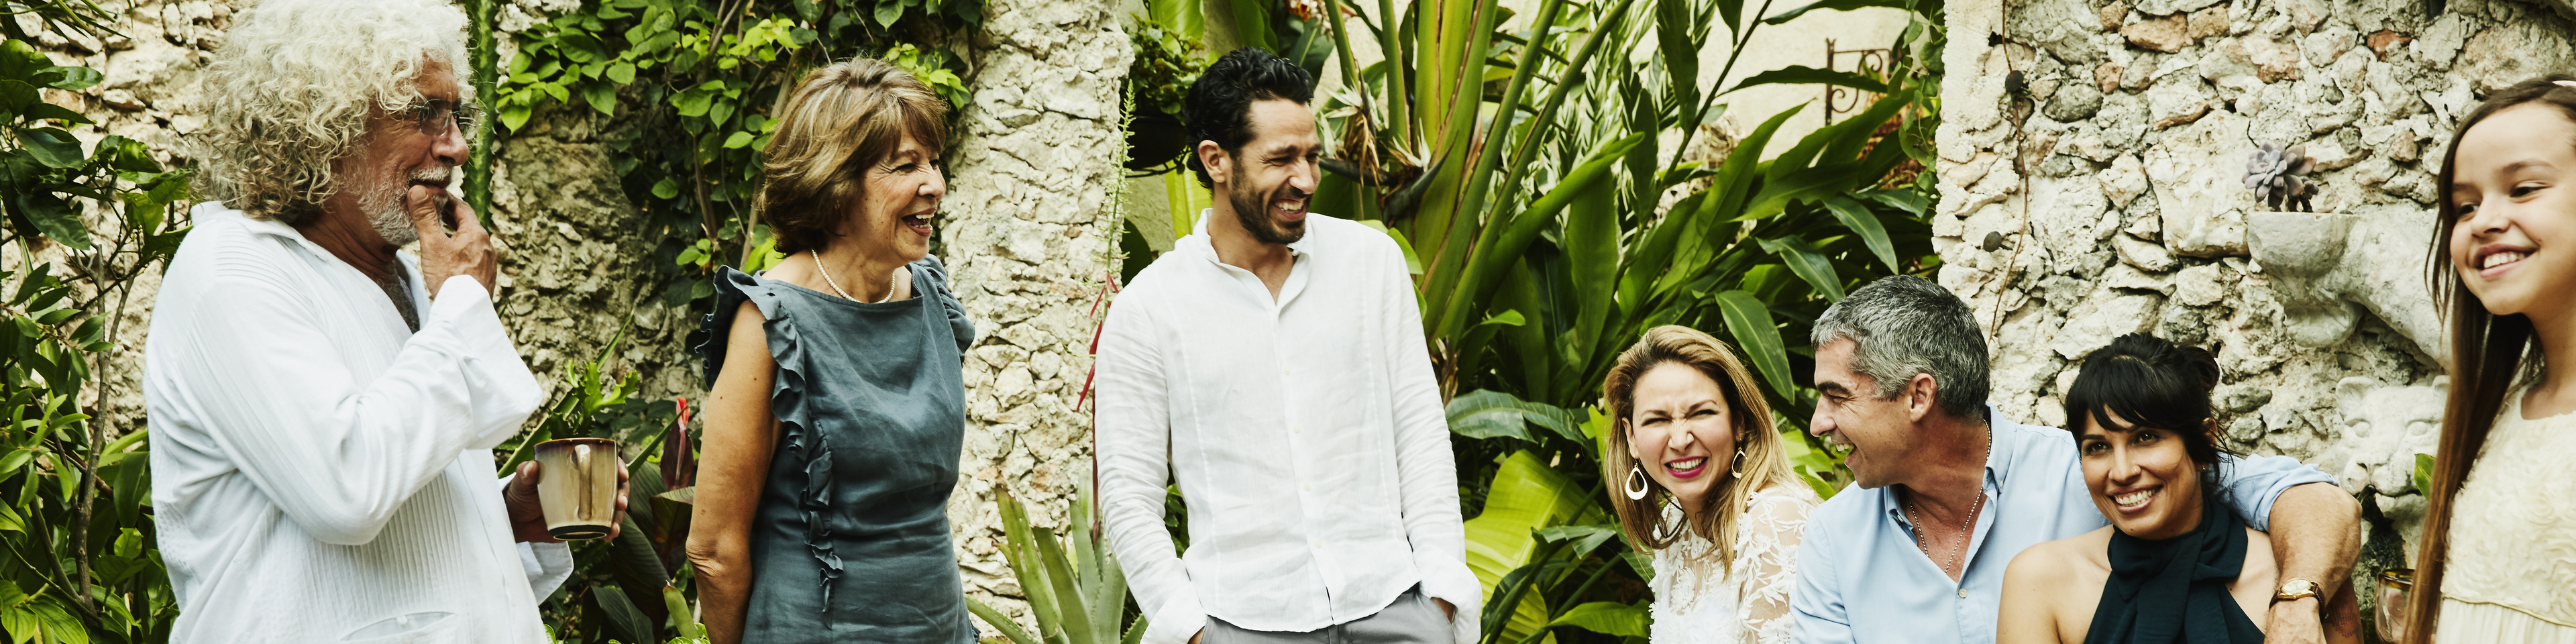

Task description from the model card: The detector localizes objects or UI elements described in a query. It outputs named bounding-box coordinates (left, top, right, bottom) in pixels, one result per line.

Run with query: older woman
left=1600, top=326, right=1819, bottom=644
left=688, top=58, right=977, bottom=644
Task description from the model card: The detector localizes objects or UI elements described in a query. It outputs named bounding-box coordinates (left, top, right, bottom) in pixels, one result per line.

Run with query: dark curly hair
left=1183, top=47, right=1314, bottom=188
left=2061, top=332, right=2235, bottom=485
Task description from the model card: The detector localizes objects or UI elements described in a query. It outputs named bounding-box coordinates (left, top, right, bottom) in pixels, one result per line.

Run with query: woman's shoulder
left=1744, top=483, right=1821, bottom=519
left=2008, top=526, right=2112, bottom=583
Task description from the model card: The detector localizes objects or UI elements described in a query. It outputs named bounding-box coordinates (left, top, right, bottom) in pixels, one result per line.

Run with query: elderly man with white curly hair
left=142, top=0, right=622, bottom=641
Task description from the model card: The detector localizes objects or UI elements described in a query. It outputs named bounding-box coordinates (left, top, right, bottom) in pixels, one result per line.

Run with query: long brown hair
left=1600, top=325, right=1803, bottom=571
left=2410, top=73, right=2576, bottom=643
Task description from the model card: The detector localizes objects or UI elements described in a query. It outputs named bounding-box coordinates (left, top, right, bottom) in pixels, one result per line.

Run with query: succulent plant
left=2245, top=143, right=2320, bottom=212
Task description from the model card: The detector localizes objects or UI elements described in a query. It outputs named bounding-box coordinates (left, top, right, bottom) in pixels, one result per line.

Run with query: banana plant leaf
left=1463, top=451, right=1605, bottom=643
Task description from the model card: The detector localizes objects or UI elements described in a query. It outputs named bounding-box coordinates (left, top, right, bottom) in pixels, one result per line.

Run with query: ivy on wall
left=487, top=0, right=979, bottom=307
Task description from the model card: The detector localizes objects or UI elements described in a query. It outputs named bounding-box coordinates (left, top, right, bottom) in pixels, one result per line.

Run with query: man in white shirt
left=143, top=0, right=619, bottom=641
left=1095, top=47, right=1481, bottom=644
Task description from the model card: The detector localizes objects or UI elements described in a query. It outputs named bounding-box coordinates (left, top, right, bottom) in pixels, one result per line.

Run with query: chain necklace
left=1907, top=427, right=1992, bottom=580
left=811, top=249, right=893, bottom=303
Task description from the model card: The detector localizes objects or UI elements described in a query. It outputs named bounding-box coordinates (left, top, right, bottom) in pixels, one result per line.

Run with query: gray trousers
left=1202, top=588, right=1454, bottom=644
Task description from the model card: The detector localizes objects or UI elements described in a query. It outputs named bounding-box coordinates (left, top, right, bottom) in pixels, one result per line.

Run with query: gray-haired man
left=1787, top=275, right=2360, bottom=644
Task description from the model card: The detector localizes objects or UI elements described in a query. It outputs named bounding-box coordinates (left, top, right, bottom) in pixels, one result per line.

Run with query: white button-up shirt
left=1097, top=213, right=1479, bottom=644
left=144, top=203, right=568, bottom=643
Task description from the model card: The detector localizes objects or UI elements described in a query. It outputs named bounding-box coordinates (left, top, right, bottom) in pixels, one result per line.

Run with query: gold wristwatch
left=2274, top=578, right=2320, bottom=602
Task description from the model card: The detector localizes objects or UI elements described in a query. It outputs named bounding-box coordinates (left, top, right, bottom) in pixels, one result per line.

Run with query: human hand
left=1436, top=598, right=1456, bottom=621
left=2267, top=597, right=2325, bottom=644
left=407, top=184, right=496, bottom=299
left=505, top=460, right=557, bottom=543
left=504, top=460, right=633, bottom=542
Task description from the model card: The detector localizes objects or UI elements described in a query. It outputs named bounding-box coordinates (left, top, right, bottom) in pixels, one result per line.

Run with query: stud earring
left=1625, top=463, right=1652, bottom=500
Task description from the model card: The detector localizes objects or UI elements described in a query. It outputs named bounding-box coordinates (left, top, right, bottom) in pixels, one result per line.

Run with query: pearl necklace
left=812, top=249, right=893, bottom=303
left=1907, top=427, right=1992, bottom=579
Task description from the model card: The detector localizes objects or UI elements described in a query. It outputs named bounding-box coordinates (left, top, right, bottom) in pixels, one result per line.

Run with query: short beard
left=356, top=166, right=451, bottom=247
left=1226, top=178, right=1306, bottom=246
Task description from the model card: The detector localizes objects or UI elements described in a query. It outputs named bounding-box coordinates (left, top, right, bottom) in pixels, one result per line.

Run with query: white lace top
left=2440, top=393, right=2576, bottom=635
left=1649, top=485, right=1820, bottom=644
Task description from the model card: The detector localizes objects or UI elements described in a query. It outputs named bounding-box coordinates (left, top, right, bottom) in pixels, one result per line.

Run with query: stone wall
left=1939, top=0, right=2575, bottom=566
left=933, top=0, right=1131, bottom=634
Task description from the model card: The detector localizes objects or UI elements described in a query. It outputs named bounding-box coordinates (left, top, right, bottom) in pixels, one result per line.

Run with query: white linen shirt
left=144, top=203, right=569, bottom=643
left=1096, top=213, right=1481, bottom=644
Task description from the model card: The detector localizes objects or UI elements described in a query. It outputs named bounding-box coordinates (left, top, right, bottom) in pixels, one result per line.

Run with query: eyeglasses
left=405, top=99, right=478, bottom=136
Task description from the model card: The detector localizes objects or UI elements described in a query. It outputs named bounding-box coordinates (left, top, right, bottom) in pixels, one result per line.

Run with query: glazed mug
left=533, top=437, right=619, bottom=540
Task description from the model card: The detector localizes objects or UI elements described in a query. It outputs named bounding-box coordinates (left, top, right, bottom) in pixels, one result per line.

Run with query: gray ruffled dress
left=695, top=256, right=977, bottom=643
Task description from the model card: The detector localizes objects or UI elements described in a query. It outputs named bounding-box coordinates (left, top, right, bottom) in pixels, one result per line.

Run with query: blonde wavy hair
left=192, top=0, right=470, bottom=224
left=1600, top=325, right=1801, bottom=570
left=757, top=57, right=949, bottom=255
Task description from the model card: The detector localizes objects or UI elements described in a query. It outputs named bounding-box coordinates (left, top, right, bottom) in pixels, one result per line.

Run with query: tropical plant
left=1, top=17, right=198, bottom=642
left=1293, top=0, right=1947, bottom=638
left=965, top=486, right=1146, bottom=644
left=495, top=324, right=705, bottom=644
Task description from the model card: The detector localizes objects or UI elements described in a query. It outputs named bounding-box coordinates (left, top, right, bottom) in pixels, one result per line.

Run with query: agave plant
left=966, top=484, right=1146, bottom=644
left=2245, top=143, right=2319, bottom=212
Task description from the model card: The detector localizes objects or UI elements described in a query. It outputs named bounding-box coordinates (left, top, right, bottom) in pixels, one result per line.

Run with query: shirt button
left=1302, top=483, right=1312, bottom=491
left=1957, top=588, right=1968, bottom=598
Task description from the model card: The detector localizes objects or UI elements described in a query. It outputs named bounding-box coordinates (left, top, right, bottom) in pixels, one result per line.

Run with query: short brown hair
left=757, top=58, right=949, bottom=255
left=1600, top=325, right=1803, bottom=568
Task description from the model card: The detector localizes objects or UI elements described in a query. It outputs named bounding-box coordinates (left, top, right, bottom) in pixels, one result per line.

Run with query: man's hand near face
left=407, top=184, right=497, bottom=299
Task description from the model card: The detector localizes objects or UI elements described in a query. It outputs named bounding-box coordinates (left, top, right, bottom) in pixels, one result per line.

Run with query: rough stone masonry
left=1939, top=0, right=2576, bottom=583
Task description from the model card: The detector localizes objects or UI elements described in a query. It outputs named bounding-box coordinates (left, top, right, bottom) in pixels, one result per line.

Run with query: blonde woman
left=1601, top=326, right=1821, bottom=644
left=688, top=58, right=976, bottom=644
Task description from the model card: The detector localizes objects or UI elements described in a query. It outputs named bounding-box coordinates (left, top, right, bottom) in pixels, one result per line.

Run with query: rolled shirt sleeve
left=2214, top=453, right=2337, bottom=531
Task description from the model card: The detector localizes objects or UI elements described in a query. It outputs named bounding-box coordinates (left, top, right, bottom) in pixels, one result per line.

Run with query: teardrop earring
left=1625, top=462, right=1652, bottom=500
left=1729, top=448, right=1747, bottom=478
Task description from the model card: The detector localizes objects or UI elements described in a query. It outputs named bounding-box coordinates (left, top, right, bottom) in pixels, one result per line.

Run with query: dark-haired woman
left=687, top=58, right=977, bottom=644
left=2409, top=73, right=2576, bottom=643
left=1599, top=326, right=1819, bottom=644
left=1997, top=333, right=2357, bottom=644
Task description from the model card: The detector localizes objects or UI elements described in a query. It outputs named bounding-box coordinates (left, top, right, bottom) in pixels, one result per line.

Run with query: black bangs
left=2061, top=333, right=2229, bottom=469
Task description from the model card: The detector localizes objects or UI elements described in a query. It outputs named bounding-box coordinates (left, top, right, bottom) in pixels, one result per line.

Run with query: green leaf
left=19, top=102, right=88, bottom=125
left=875, top=1, right=905, bottom=28
left=500, top=103, right=534, bottom=131
left=1714, top=290, right=1796, bottom=398
left=18, top=127, right=85, bottom=168
left=584, top=81, right=617, bottom=116
left=1823, top=195, right=1900, bottom=272
left=966, top=595, right=1039, bottom=644
left=42, top=66, right=101, bottom=91
left=0, top=79, right=38, bottom=117
left=651, top=177, right=681, bottom=200
left=1548, top=601, right=1649, bottom=638
left=1447, top=390, right=1540, bottom=443
left=2414, top=453, right=2435, bottom=496
left=672, top=87, right=713, bottom=117
left=721, top=131, right=755, bottom=149
left=594, top=582, right=656, bottom=644
left=1463, top=451, right=1599, bottom=642
left=1758, top=237, right=1844, bottom=300
left=15, top=191, right=91, bottom=250
left=1727, top=65, right=1887, bottom=95
left=607, top=62, right=637, bottom=84
left=1764, top=0, right=1942, bottom=23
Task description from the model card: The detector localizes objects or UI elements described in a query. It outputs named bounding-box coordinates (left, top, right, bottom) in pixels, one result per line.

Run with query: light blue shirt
left=1790, top=407, right=2334, bottom=644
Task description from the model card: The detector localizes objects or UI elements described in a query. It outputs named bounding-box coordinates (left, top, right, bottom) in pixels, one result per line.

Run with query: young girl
left=2412, top=73, right=2576, bottom=642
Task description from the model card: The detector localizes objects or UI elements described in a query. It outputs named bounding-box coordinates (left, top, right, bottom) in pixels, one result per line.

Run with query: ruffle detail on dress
left=693, top=267, right=842, bottom=616
left=909, top=255, right=977, bottom=352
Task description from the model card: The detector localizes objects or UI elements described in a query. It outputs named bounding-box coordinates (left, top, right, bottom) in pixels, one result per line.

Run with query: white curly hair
left=193, top=0, right=472, bottom=225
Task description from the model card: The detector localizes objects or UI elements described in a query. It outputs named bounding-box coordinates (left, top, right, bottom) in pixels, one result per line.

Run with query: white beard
left=356, top=166, right=452, bottom=248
